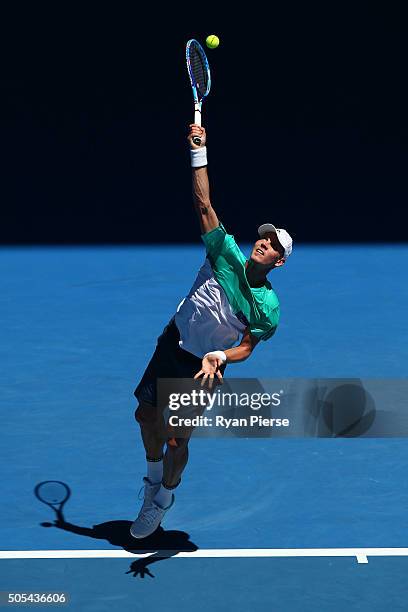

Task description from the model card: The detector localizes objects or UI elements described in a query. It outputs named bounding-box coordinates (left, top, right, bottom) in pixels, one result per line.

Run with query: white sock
left=146, top=459, right=163, bottom=484
left=154, top=484, right=173, bottom=509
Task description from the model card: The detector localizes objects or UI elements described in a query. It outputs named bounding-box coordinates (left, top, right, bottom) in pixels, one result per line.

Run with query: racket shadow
left=34, top=481, right=198, bottom=579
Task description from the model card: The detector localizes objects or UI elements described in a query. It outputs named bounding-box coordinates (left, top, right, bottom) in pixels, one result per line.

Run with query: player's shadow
left=35, top=483, right=198, bottom=578
left=55, top=518, right=197, bottom=578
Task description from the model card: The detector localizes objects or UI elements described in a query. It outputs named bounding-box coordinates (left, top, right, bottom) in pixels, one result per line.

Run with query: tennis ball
left=206, top=35, right=220, bottom=49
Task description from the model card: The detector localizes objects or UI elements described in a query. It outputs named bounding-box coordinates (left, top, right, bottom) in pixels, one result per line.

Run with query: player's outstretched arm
left=188, top=124, right=219, bottom=234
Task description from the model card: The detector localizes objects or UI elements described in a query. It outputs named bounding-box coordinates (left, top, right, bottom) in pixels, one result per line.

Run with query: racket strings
left=190, top=47, right=209, bottom=96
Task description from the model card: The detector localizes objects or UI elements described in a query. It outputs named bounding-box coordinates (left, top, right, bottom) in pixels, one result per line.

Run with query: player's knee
left=166, top=437, right=189, bottom=452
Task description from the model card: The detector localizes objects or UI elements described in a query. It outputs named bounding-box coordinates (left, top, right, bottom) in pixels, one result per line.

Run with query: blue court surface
left=1, top=244, right=408, bottom=611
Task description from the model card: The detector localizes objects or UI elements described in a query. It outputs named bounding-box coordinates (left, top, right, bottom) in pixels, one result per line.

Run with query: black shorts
left=134, top=318, right=226, bottom=406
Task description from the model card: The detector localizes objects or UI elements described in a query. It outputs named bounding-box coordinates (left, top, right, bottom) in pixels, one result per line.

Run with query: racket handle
left=193, top=105, right=202, bottom=146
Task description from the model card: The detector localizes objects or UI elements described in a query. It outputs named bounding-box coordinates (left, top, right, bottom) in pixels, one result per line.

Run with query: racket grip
left=193, top=105, right=202, bottom=145
left=194, top=107, right=202, bottom=126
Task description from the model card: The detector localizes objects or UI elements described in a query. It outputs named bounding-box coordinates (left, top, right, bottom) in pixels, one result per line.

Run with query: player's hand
left=188, top=124, right=206, bottom=150
left=194, top=354, right=223, bottom=389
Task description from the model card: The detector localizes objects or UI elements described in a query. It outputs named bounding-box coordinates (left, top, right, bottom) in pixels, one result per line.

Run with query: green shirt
left=201, top=223, right=280, bottom=341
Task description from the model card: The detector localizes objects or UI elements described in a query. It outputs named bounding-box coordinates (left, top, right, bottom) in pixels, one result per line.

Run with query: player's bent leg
left=162, top=436, right=190, bottom=489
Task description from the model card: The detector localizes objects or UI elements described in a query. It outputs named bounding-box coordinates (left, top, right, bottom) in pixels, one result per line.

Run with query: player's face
left=250, top=232, right=284, bottom=267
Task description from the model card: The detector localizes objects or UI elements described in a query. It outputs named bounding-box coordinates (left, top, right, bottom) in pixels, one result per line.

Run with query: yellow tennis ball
left=206, top=34, right=220, bottom=49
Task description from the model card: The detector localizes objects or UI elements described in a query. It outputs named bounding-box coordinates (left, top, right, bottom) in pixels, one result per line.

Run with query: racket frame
left=186, top=39, right=211, bottom=145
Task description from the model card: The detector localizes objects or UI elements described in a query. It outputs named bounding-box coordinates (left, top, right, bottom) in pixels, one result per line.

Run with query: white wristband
left=190, top=146, right=208, bottom=168
left=204, top=350, right=227, bottom=364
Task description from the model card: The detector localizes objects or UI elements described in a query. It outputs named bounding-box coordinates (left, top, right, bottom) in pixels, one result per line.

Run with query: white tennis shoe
left=138, top=477, right=161, bottom=511
left=130, top=477, right=174, bottom=539
left=130, top=492, right=174, bottom=539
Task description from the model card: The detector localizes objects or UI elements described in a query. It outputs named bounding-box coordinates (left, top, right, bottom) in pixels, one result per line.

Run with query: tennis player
left=130, top=124, right=293, bottom=539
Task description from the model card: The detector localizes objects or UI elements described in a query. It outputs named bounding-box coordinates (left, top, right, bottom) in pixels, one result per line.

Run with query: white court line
left=1, top=548, right=408, bottom=564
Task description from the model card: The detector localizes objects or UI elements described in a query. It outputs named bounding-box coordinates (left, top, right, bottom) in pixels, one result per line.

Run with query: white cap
left=257, top=223, right=293, bottom=260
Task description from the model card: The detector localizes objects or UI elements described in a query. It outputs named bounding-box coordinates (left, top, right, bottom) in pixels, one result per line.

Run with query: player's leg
left=148, top=428, right=192, bottom=510
left=132, top=319, right=177, bottom=489
left=130, top=416, right=179, bottom=539
left=131, top=319, right=184, bottom=538
left=163, top=437, right=189, bottom=488
left=131, top=318, right=225, bottom=538
left=156, top=391, right=214, bottom=507
left=132, top=400, right=168, bottom=520
left=133, top=400, right=194, bottom=511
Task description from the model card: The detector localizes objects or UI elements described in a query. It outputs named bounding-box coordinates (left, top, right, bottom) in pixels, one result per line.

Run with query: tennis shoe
left=138, top=477, right=161, bottom=511
left=130, top=494, right=174, bottom=539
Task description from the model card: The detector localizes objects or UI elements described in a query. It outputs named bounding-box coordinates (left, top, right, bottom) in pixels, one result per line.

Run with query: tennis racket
left=34, top=481, right=70, bottom=516
left=186, top=39, right=211, bottom=146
